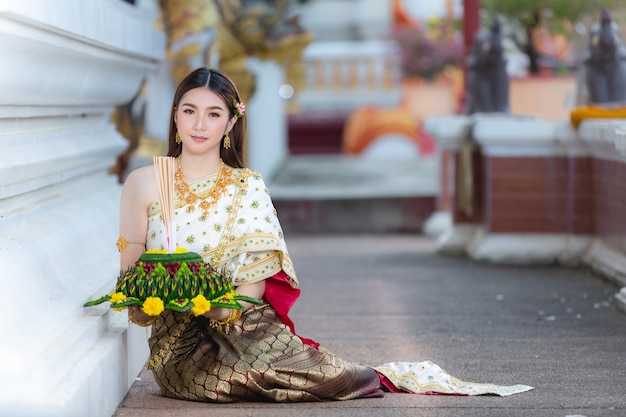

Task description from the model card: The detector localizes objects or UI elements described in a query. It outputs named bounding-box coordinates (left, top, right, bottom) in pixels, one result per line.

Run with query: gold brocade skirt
left=148, top=304, right=382, bottom=402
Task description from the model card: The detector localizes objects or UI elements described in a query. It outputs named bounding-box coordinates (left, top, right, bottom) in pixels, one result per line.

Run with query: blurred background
left=112, top=0, right=625, bottom=235
left=2, top=1, right=626, bottom=416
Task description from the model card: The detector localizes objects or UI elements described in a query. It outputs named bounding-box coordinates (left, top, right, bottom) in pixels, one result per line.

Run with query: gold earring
left=223, top=134, right=231, bottom=149
left=175, top=133, right=181, bottom=144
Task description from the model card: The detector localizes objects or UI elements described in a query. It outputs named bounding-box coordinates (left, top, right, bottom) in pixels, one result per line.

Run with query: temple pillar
left=422, top=115, right=474, bottom=247
left=427, top=113, right=626, bottom=312
left=468, top=116, right=590, bottom=264
left=577, top=119, right=626, bottom=312
left=246, top=58, right=288, bottom=178
left=0, top=1, right=164, bottom=416
left=426, top=115, right=588, bottom=261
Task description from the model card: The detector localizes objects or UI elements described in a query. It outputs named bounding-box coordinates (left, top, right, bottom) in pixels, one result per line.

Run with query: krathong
left=84, top=248, right=263, bottom=316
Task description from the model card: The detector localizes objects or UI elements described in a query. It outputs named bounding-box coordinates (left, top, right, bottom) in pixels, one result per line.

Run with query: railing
left=296, top=40, right=402, bottom=112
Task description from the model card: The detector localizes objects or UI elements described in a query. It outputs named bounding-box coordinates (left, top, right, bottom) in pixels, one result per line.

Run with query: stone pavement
left=113, top=234, right=626, bottom=417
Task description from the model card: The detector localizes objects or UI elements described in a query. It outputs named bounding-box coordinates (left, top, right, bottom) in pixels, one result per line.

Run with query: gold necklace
left=174, top=158, right=234, bottom=216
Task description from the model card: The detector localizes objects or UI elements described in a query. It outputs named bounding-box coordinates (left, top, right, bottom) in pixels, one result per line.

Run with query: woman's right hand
left=128, top=306, right=153, bottom=324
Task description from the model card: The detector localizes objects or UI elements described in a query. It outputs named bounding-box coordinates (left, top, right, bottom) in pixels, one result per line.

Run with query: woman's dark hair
left=166, top=67, right=247, bottom=168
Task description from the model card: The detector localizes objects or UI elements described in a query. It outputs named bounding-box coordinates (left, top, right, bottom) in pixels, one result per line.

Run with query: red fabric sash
left=263, top=270, right=320, bottom=349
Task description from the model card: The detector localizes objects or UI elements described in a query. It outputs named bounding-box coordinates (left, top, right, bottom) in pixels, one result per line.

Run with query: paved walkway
left=113, top=234, right=626, bottom=417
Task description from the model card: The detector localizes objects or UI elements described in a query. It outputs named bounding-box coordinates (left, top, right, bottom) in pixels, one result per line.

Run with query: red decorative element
left=264, top=270, right=320, bottom=349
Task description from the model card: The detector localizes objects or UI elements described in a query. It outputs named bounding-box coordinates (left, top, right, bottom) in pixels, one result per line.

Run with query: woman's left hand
left=202, top=280, right=266, bottom=320
left=203, top=307, right=230, bottom=321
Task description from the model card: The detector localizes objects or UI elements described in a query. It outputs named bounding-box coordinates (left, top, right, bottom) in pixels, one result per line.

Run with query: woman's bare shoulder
left=126, top=164, right=155, bottom=179
left=122, top=165, right=159, bottom=200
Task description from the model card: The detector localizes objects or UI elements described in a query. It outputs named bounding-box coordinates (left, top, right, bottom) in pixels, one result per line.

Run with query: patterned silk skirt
left=147, top=304, right=383, bottom=402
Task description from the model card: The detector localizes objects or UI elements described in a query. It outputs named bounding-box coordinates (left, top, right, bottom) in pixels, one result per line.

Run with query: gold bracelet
left=128, top=314, right=157, bottom=327
left=116, top=236, right=145, bottom=252
left=225, top=308, right=243, bottom=324
left=209, top=308, right=243, bottom=333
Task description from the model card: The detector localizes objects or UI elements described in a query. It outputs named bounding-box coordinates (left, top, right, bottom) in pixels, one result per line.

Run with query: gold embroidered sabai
left=174, top=159, right=234, bottom=216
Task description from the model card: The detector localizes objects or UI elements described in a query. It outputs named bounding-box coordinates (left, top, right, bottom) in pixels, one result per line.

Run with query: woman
left=117, top=67, right=532, bottom=402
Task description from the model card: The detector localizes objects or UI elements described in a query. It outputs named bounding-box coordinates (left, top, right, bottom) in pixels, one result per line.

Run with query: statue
left=460, top=20, right=509, bottom=217
left=583, top=8, right=626, bottom=105
left=157, top=0, right=313, bottom=102
left=465, top=20, right=510, bottom=114
left=115, top=0, right=313, bottom=179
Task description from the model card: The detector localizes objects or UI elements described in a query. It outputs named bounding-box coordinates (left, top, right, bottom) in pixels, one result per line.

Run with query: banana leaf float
left=84, top=248, right=263, bottom=317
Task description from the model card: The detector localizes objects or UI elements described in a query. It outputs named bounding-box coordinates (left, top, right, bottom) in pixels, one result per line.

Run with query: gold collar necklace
left=174, top=158, right=234, bottom=216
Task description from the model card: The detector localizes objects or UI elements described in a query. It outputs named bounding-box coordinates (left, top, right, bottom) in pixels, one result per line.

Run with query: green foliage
left=482, top=0, right=622, bottom=28
left=391, top=21, right=464, bottom=80
left=480, top=0, right=623, bottom=73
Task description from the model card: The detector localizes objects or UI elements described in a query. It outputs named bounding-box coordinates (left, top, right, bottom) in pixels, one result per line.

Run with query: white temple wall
left=0, top=1, right=164, bottom=416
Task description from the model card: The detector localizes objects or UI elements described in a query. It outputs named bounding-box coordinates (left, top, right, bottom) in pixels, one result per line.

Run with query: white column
left=0, top=1, right=164, bottom=416
left=246, top=58, right=288, bottom=180
left=422, top=115, right=475, bottom=250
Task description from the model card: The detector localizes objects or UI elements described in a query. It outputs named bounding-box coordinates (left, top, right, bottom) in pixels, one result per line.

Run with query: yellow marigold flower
left=110, top=292, right=126, bottom=303
left=174, top=247, right=189, bottom=254
left=145, top=248, right=167, bottom=254
left=190, top=294, right=211, bottom=317
left=110, top=292, right=127, bottom=311
left=142, top=296, right=165, bottom=316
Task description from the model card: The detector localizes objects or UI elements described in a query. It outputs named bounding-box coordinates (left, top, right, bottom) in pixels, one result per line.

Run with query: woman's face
left=175, top=87, right=235, bottom=155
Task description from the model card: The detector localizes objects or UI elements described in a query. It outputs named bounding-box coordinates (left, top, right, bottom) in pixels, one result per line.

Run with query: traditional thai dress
left=144, top=164, right=533, bottom=402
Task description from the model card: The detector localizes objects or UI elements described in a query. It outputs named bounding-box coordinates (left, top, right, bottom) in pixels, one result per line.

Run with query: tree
left=481, top=0, right=623, bottom=74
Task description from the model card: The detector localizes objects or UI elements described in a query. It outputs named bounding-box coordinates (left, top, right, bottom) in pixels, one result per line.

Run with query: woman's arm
left=119, top=168, right=152, bottom=270
left=120, top=167, right=156, bottom=324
